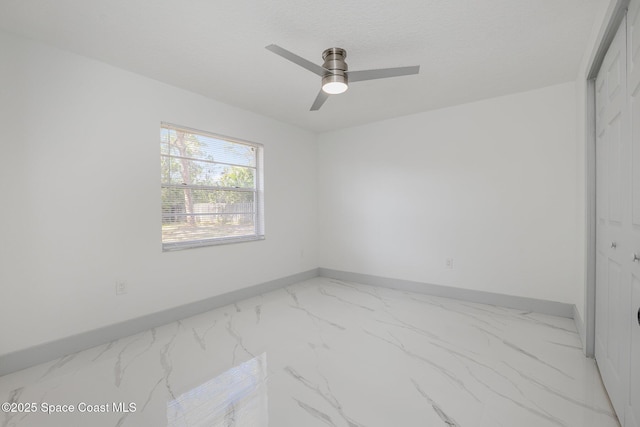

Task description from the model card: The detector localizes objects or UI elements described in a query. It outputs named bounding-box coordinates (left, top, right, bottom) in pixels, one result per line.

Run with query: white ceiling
left=0, top=0, right=602, bottom=133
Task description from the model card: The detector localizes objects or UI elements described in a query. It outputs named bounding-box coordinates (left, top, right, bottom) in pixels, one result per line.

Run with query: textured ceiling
left=0, top=0, right=602, bottom=133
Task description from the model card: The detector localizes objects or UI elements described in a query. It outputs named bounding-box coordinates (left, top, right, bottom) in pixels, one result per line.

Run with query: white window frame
left=160, top=122, right=264, bottom=251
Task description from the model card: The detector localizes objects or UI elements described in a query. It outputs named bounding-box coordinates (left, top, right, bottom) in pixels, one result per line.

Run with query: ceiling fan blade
left=265, top=44, right=327, bottom=76
left=348, top=65, right=420, bottom=83
left=310, top=90, right=330, bottom=111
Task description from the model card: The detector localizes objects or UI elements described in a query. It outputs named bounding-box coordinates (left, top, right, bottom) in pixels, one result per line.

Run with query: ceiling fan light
left=322, top=81, right=348, bottom=94
left=322, top=73, right=348, bottom=94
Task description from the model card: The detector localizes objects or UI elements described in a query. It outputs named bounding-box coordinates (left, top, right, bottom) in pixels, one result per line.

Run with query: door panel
left=596, top=252, right=608, bottom=353
left=595, top=15, right=631, bottom=424
left=608, top=113, right=624, bottom=224
left=632, top=88, right=640, bottom=228
left=607, top=260, right=622, bottom=367
left=628, top=3, right=640, bottom=426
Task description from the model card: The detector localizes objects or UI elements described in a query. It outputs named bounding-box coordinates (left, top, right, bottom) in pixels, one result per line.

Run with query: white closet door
left=595, top=14, right=632, bottom=424
left=626, top=1, right=640, bottom=425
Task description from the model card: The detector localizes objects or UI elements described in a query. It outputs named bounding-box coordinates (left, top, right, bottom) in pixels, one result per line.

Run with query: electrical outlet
left=445, top=258, right=454, bottom=269
left=115, top=280, right=127, bottom=295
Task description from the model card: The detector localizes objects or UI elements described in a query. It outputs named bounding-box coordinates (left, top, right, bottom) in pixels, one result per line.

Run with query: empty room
left=0, top=0, right=639, bottom=426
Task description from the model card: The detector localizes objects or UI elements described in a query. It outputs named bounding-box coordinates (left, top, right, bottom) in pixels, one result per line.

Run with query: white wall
left=318, top=82, right=579, bottom=304
left=0, top=31, right=318, bottom=356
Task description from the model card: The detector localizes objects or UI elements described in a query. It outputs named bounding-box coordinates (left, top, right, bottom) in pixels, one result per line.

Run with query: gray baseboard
left=0, top=268, right=319, bottom=377
left=573, top=304, right=588, bottom=355
left=318, top=268, right=575, bottom=318
left=1, top=267, right=578, bottom=377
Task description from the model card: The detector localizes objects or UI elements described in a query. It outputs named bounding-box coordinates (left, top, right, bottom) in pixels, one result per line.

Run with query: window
left=160, top=123, right=264, bottom=251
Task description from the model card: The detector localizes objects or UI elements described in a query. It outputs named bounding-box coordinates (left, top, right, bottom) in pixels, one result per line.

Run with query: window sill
left=162, top=235, right=265, bottom=252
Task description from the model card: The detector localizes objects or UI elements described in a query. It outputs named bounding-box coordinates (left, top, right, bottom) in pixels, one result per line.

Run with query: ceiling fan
left=265, top=44, right=420, bottom=111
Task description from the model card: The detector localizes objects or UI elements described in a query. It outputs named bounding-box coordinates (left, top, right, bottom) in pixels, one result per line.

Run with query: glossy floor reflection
left=0, top=277, right=619, bottom=427
left=167, top=353, right=268, bottom=426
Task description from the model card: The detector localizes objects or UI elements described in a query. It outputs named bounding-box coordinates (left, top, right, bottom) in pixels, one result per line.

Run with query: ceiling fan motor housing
left=322, top=47, right=348, bottom=87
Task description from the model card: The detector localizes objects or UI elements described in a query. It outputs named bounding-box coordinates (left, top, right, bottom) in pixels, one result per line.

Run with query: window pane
left=163, top=128, right=256, bottom=167
left=162, top=214, right=256, bottom=244
left=192, top=134, right=256, bottom=167
left=162, top=187, right=256, bottom=243
left=162, top=187, right=254, bottom=207
left=160, top=128, right=179, bottom=156
left=160, top=158, right=255, bottom=189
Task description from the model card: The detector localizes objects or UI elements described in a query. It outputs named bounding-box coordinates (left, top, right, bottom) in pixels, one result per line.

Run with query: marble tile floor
left=0, top=277, right=619, bottom=427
